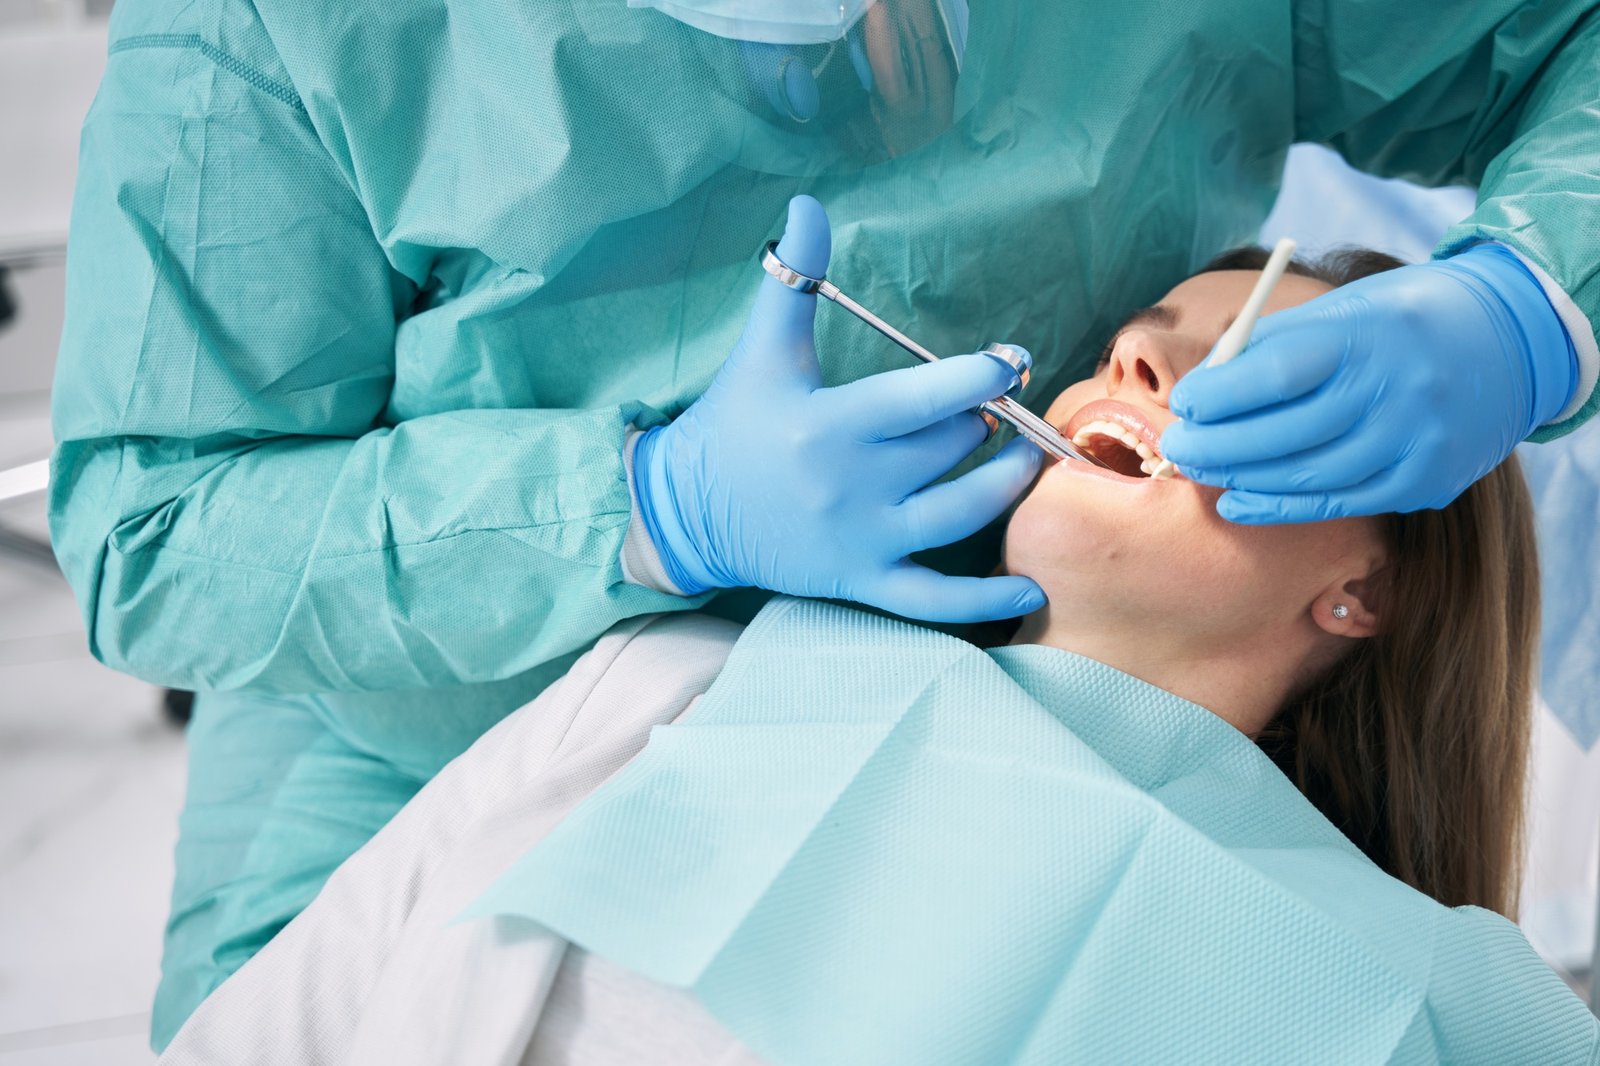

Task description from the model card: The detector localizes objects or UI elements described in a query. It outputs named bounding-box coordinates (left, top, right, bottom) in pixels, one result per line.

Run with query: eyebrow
left=1096, top=303, right=1178, bottom=366
left=1119, top=304, right=1177, bottom=332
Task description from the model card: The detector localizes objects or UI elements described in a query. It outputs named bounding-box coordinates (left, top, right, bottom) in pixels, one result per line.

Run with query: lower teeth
left=1071, top=423, right=1176, bottom=479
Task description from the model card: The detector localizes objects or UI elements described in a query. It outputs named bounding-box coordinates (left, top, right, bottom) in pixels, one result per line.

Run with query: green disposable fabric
left=50, top=0, right=1600, bottom=767
left=469, top=598, right=1600, bottom=1065
left=153, top=689, right=426, bottom=1049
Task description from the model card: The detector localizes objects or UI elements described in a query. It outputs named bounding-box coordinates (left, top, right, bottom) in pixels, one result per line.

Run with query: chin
left=1002, top=458, right=1233, bottom=601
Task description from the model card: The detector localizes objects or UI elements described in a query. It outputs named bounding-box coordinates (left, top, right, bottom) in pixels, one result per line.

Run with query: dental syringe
left=759, top=241, right=1109, bottom=468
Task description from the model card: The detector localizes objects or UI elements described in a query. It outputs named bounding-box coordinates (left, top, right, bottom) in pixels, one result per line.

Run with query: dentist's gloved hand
left=633, top=195, right=1045, bottom=623
left=1160, top=243, right=1579, bottom=523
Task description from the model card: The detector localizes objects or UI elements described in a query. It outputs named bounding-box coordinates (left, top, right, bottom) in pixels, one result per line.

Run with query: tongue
left=1086, top=438, right=1148, bottom=478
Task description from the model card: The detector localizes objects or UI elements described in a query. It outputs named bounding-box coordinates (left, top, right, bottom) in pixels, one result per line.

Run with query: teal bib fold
left=467, top=599, right=1597, bottom=1065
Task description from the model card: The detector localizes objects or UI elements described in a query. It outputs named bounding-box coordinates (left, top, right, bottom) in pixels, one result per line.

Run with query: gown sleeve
left=1291, top=0, right=1600, bottom=439
left=49, top=36, right=703, bottom=694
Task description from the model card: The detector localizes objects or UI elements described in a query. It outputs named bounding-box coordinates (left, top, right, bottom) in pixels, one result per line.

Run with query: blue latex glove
left=1161, top=243, right=1579, bottom=523
left=633, top=196, right=1045, bottom=622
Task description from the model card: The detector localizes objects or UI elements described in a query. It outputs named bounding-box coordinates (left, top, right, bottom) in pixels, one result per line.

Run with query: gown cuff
left=620, top=429, right=687, bottom=596
left=1491, top=242, right=1598, bottom=426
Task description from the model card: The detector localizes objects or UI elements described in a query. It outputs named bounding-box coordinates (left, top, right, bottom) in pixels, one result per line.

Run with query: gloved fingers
left=859, top=563, right=1047, bottom=623
left=1160, top=384, right=1364, bottom=470
left=824, top=351, right=1022, bottom=441
left=1214, top=470, right=1410, bottom=524
left=875, top=411, right=992, bottom=489
left=1178, top=418, right=1396, bottom=495
left=1209, top=439, right=1483, bottom=523
left=725, top=195, right=832, bottom=389
left=895, top=437, right=1042, bottom=550
left=1168, top=311, right=1346, bottom=424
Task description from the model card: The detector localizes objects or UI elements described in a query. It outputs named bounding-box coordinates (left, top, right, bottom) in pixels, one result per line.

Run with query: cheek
left=1003, top=498, right=1082, bottom=583
left=1043, top=380, right=1101, bottom=428
left=1003, top=469, right=1199, bottom=599
left=1180, top=519, right=1347, bottom=625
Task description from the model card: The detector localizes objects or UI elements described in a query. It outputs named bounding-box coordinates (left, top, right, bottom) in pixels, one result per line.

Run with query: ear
left=1311, top=571, right=1384, bottom=639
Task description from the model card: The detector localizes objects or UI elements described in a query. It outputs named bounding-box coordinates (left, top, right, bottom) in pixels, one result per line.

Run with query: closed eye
left=1094, top=335, right=1120, bottom=373
left=1093, top=304, right=1175, bottom=373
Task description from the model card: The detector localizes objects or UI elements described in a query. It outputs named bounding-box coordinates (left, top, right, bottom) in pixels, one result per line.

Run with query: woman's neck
left=1008, top=609, right=1301, bottom=737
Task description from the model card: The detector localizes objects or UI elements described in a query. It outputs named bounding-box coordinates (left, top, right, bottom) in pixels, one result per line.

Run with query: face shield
left=622, top=0, right=981, bottom=175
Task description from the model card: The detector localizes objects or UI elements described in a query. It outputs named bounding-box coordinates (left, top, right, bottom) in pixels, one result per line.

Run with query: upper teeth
left=1071, top=419, right=1177, bottom=479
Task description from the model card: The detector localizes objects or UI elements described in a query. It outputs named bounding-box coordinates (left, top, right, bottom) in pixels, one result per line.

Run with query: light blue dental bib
left=467, top=599, right=1597, bottom=1065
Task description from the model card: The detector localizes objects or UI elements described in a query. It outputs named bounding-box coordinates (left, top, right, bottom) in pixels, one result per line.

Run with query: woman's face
left=1006, top=270, right=1385, bottom=664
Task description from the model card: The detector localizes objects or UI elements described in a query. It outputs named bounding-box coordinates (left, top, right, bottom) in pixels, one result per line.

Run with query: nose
left=1104, top=329, right=1180, bottom=406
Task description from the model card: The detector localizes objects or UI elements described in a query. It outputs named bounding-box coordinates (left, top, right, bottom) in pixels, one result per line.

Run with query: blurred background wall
left=1, top=5, right=183, bottom=1065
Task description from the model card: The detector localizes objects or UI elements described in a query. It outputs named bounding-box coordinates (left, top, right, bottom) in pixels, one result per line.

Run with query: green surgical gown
left=50, top=0, right=1600, bottom=734
left=46, top=0, right=1600, bottom=1047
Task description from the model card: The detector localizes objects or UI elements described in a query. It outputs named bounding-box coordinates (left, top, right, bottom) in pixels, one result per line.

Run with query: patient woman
left=1008, top=245, right=1536, bottom=916
left=157, top=250, right=1596, bottom=1064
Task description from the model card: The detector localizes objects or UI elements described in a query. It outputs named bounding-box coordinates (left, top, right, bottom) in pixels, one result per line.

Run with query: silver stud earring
left=1332, top=604, right=1350, bottom=620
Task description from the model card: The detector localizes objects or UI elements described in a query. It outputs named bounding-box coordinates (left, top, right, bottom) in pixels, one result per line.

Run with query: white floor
left=0, top=482, right=178, bottom=1063
left=0, top=248, right=178, bottom=1063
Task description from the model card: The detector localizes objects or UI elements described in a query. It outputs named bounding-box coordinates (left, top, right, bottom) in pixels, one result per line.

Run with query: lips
left=1064, top=398, right=1167, bottom=451
left=1059, top=400, right=1175, bottom=481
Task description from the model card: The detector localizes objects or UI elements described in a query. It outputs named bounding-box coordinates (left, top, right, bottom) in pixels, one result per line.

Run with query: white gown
left=160, top=612, right=768, bottom=1066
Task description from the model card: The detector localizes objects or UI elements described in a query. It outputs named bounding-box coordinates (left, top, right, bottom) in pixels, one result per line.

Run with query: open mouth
left=1062, top=401, right=1177, bottom=480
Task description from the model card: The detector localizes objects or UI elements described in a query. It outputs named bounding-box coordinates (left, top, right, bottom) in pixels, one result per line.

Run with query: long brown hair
left=1208, top=246, right=1540, bottom=919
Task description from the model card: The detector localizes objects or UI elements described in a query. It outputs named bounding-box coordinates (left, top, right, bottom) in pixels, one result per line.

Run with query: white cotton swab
left=1204, top=237, right=1297, bottom=368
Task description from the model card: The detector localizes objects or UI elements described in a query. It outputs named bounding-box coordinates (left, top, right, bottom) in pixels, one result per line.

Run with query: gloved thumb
left=774, top=194, right=830, bottom=279
left=727, top=196, right=832, bottom=386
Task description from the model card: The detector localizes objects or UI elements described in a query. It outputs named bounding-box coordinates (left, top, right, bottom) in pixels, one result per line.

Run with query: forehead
left=1161, top=269, right=1335, bottom=323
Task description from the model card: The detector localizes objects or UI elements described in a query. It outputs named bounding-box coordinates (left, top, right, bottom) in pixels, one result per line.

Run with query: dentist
left=47, top=0, right=1600, bottom=1048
